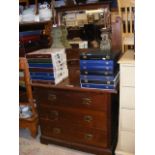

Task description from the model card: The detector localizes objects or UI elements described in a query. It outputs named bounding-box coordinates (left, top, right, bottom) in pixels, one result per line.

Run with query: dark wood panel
left=111, top=16, right=121, bottom=52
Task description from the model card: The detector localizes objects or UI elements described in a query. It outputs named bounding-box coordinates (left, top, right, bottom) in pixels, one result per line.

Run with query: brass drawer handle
left=50, top=111, right=59, bottom=121
left=85, top=134, right=93, bottom=140
left=52, top=128, right=61, bottom=134
left=84, top=115, right=93, bottom=122
left=82, top=98, right=92, bottom=106
left=48, top=94, right=57, bottom=101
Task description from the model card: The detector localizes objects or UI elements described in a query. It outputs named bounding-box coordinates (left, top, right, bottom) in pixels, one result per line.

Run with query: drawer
left=118, top=131, right=135, bottom=153
left=120, top=87, right=135, bottom=109
left=35, top=88, right=110, bottom=111
left=38, top=105, right=108, bottom=131
left=120, top=109, right=135, bottom=131
left=120, top=65, right=135, bottom=87
left=40, top=119, right=108, bottom=148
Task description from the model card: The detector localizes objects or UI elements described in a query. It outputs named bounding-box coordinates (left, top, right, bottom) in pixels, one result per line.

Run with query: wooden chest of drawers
left=33, top=80, right=119, bottom=155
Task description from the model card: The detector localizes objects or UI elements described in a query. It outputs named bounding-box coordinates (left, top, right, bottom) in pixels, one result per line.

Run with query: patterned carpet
left=19, top=128, right=93, bottom=155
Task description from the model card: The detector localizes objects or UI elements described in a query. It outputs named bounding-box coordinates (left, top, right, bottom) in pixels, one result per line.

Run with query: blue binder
left=80, top=60, right=114, bottom=66
left=80, top=65, right=114, bottom=71
left=30, top=72, right=54, bottom=77
left=81, top=83, right=117, bottom=90
left=28, top=63, right=53, bottom=68
left=80, top=70, right=114, bottom=76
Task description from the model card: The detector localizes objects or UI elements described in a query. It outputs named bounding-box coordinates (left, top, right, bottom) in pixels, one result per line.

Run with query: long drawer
left=38, top=105, right=108, bottom=131
left=120, top=65, right=135, bottom=87
left=120, top=109, right=135, bottom=131
left=40, top=119, right=108, bottom=148
left=117, top=131, right=135, bottom=153
left=120, top=86, right=135, bottom=109
left=35, top=88, right=110, bottom=111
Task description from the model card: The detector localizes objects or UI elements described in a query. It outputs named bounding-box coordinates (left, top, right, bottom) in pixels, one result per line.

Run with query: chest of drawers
left=33, top=78, right=119, bottom=155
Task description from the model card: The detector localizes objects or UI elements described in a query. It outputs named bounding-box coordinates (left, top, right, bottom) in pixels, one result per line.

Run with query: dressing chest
left=33, top=74, right=119, bottom=155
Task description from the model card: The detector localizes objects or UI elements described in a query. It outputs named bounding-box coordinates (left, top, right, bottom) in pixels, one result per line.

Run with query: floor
left=19, top=127, right=94, bottom=155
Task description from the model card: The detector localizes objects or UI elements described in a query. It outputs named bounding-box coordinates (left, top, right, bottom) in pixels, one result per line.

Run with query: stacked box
left=80, top=51, right=120, bottom=90
left=26, top=48, right=68, bottom=85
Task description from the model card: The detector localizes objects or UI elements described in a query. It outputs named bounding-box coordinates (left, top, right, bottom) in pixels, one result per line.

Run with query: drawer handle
left=85, top=134, right=93, bottom=140
left=82, top=98, right=92, bottom=106
left=52, top=128, right=61, bottom=134
left=48, top=94, right=57, bottom=101
left=50, top=111, right=59, bottom=121
left=84, top=115, right=93, bottom=122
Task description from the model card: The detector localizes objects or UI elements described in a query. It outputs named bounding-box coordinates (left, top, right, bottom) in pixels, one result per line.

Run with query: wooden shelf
left=19, top=20, right=52, bottom=27
left=55, top=2, right=110, bottom=12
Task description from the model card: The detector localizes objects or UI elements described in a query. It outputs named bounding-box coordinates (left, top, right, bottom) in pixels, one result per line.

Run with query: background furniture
left=116, top=50, right=135, bottom=155
left=19, top=0, right=52, bottom=57
left=117, top=0, right=135, bottom=53
left=19, top=57, right=38, bottom=137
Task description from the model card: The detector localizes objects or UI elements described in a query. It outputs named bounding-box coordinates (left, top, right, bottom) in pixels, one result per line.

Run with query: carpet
left=19, top=137, right=93, bottom=155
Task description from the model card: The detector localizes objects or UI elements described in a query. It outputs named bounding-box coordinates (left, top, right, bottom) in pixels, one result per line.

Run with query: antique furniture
left=116, top=50, right=135, bottom=155
left=19, top=0, right=52, bottom=56
left=19, top=21, right=52, bottom=56
left=55, top=2, right=111, bottom=49
left=19, top=57, right=38, bottom=137
left=117, top=0, right=135, bottom=53
left=33, top=72, right=119, bottom=155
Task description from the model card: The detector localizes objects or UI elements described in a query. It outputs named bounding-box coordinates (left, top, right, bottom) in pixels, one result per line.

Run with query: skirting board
left=115, top=150, right=134, bottom=155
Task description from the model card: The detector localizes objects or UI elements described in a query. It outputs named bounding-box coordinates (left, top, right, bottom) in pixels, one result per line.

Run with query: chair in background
left=117, top=0, right=135, bottom=53
left=19, top=57, right=38, bottom=138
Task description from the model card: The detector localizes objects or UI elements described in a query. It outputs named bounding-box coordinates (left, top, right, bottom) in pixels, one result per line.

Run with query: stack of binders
left=19, top=29, right=49, bottom=53
left=80, top=51, right=120, bottom=90
left=26, top=48, right=68, bottom=85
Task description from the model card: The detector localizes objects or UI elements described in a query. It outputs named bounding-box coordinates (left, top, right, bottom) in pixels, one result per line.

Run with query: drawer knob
left=52, top=128, right=61, bottom=134
left=82, top=98, right=92, bottom=106
left=84, top=115, right=93, bottom=122
left=85, top=134, right=93, bottom=140
left=50, top=111, right=59, bottom=121
left=48, top=94, right=57, bottom=101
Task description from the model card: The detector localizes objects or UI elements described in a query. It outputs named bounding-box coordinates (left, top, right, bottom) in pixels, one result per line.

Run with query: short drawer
left=38, top=105, right=108, bottom=131
left=35, top=88, right=110, bottom=111
left=120, top=109, right=135, bottom=131
left=40, top=119, right=108, bottom=148
left=120, top=65, right=135, bottom=87
left=120, top=86, right=135, bottom=109
left=118, top=131, right=135, bottom=153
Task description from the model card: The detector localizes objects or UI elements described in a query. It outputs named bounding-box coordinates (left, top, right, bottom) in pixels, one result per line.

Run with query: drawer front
left=118, top=131, right=135, bottom=153
left=38, top=105, right=108, bottom=131
left=120, top=86, right=135, bottom=109
left=35, top=88, right=109, bottom=111
left=40, top=119, right=108, bottom=148
left=120, top=109, right=135, bottom=131
left=120, top=65, right=135, bottom=87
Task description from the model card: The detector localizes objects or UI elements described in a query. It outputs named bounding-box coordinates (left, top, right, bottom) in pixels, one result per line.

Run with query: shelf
left=19, top=20, right=52, bottom=27
left=55, top=2, right=110, bottom=12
